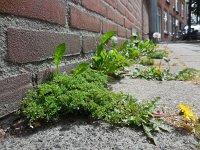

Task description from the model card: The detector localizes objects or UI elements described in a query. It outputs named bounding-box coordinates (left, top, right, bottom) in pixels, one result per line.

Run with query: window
left=176, top=19, right=179, bottom=27
left=169, top=14, right=173, bottom=34
left=164, top=11, right=168, bottom=33
left=173, top=0, right=175, bottom=8
left=157, top=7, right=162, bottom=34
left=182, top=3, right=184, bottom=17
left=175, top=0, right=178, bottom=12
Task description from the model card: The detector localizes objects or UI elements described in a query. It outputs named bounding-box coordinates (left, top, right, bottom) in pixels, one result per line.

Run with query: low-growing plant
left=176, top=68, right=200, bottom=81
left=119, top=38, right=141, bottom=61
left=132, top=66, right=199, bottom=81
left=137, top=39, right=158, bottom=56
left=20, top=66, right=166, bottom=144
left=20, top=68, right=108, bottom=122
left=195, top=118, right=200, bottom=139
left=132, top=66, right=164, bottom=81
left=197, top=142, right=200, bottom=150
left=157, top=102, right=200, bottom=143
left=92, top=31, right=131, bottom=77
left=140, top=57, right=154, bottom=66
left=148, top=50, right=168, bottom=59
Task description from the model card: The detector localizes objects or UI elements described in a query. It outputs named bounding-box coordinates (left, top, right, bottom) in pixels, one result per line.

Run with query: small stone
left=0, top=129, right=6, bottom=139
left=38, top=138, right=43, bottom=142
left=54, top=144, right=61, bottom=148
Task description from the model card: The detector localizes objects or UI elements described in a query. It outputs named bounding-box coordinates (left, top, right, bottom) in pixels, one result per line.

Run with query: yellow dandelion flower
left=179, top=102, right=195, bottom=122
left=156, top=67, right=162, bottom=72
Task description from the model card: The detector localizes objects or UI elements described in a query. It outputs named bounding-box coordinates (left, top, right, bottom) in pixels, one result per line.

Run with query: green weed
left=140, top=57, right=154, bottom=66
left=54, top=43, right=66, bottom=74
left=92, top=31, right=131, bottom=77
left=148, top=50, right=168, bottom=59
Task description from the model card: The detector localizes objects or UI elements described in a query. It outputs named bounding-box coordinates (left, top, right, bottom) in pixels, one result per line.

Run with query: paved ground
left=0, top=42, right=200, bottom=150
left=164, top=42, right=200, bottom=69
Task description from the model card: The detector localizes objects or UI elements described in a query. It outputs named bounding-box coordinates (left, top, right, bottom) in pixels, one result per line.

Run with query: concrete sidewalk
left=166, top=42, right=200, bottom=70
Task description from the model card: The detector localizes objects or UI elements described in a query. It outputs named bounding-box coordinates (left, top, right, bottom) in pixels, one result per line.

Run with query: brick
left=126, top=29, right=132, bottom=38
left=127, top=2, right=134, bottom=13
left=82, top=36, right=97, bottom=53
left=126, top=10, right=135, bottom=23
left=82, top=0, right=107, bottom=16
left=102, top=21, right=118, bottom=33
left=107, top=6, right=124, bottom=26
left=105, top=0, right=118, bottom=9
left=7, top=27, right=81, bottom=64
left=115, top=14, right=124, bottom=26
left=37, top=60, right=90, bottom=84
left=70, top=6, right=101, bottom=32
left=120, top=0, right=128, bottom=7
left=0, top=73, right=32, bottom=117
left=36, top=69, right=53, bottom=85
left=125, top=19, right=133, bottom=29
left=0, top=0, right=66, bottom=25
left=118, top=38, right=126, bottom=45
left=117, top=26, right=126, bottom=37
left=117, top=1, right=126, bottom=16
left=72, top=0, right=81, bottom=4
left=107, top=6, right=116, bottom=22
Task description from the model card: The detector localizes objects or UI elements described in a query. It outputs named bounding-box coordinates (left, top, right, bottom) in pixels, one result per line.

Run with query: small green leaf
left=54, top=43, right=66, bottom=64
left=73, top=63, right=90, bottom=76
left=101, top=31, right=117, bottom=45
left=96, top=43, right=104, bottom=56
left=143, top=124, right=157, bottom=145
left=54, top=43, right=66, bottom=74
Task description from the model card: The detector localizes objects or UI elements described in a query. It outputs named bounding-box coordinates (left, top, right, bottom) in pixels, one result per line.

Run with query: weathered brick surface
left=125, top=19, right=133, bottom=29
left=102, top=21, right=118, bottom=33
left=0, top=73, right=32, bottom=117
left=70, top=6, right=101, bottom=32
left=82, top=36, right=97, bottom=53
left=0, top=0, right=66, bottom=25
left=7, top=28, right=81, bottom=64
left=72, top=0, right=81, bottom=4
left=120, top=0, right=128, bottom=7
left=107, top=6, right=124, bottom=26
left=126, top=29, right=132, bottom=38
left=37, top=60, right=90, bottom=84
left=82, top=0, right=107, bottom=16
left=105, top=0, right=118, bottom=9
left=117, top=1, right=126, bottom=16
left=117, top=26, right=126, bottom=37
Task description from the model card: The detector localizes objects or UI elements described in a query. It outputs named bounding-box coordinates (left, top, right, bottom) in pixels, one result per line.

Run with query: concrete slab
left=164, top=42, right=200, bottom=69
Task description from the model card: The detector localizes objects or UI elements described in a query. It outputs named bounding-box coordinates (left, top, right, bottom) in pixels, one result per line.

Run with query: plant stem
left=56, top=64, right=59, bottom=74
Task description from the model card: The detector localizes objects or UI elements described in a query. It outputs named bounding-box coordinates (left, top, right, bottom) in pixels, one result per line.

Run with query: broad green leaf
left=101, top=31, right=117, bottom=45
left=73, top=62, right=90, bottom=76
left=54, top=43, right=66, bottom=64
left=54, top=43, right=67, bottom=74
left=96, top=43, right=104, bottom=56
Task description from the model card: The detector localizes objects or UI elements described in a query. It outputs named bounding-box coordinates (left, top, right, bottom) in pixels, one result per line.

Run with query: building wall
left=157, top=0, right=187, bottom=41
left=0, top=0, right=149, bottom=117
left=142, top=0, right=150, bottom=38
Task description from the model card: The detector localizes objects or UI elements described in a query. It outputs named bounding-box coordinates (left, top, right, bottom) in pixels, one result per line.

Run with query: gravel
left=0, top=118, right=198, bottom=150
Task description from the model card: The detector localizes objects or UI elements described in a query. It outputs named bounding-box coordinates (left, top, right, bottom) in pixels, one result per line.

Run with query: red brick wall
left=0, top=0, right=149, bottom=117
left=157, top=0, right=186, bottom=41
